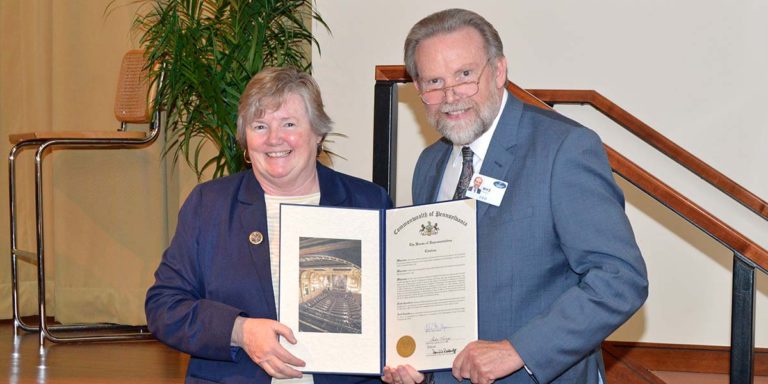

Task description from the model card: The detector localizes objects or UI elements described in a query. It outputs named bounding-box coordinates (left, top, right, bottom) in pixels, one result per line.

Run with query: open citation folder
left=278, top=199, right=478, bottom=375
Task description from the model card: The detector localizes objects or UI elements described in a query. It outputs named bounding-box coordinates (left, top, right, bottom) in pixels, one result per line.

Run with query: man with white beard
left=382, top=8, right=648, bottom=384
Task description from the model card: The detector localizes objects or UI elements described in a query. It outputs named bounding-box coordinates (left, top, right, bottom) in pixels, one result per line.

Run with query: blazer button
left=249, top=231, right=264, bottom=245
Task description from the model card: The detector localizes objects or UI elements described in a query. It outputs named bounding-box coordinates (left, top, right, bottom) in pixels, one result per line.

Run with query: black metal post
left=730, top=253, right=755, bottom=384
left=372, top=81, right=399, bottom=201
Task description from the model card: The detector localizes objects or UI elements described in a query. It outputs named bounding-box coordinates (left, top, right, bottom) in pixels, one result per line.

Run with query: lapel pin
left=249, top=231, right=264, bottom=245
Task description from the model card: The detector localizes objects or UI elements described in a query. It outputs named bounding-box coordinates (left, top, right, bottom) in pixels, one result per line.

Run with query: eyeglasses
left=419, top=59, right=492, bottom=105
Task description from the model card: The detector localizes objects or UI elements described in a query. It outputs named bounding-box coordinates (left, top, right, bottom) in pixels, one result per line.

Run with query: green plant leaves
left=128, top=0, right=328, bottom=179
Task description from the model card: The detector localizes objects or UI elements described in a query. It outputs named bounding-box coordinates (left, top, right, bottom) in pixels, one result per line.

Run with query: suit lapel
left=317, top=163, right=348, bottom=207
left=237, top=172, right=277, bottom=317
left=477, top=92, right=523, bottom=219
left=236, top=164, right=345, bottom=318
left=417, top=140, right=453, bottom=204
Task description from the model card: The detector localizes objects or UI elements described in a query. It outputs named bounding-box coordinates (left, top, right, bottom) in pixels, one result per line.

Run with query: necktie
left=452, top=146, right=474, bottom=200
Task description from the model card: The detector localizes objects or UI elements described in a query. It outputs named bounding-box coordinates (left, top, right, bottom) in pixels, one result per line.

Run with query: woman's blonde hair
left=236, top=67, right=333, bottom=149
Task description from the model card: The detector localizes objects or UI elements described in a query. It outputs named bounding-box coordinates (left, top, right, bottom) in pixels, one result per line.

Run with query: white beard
left=429, top=90, right=501, bottom=145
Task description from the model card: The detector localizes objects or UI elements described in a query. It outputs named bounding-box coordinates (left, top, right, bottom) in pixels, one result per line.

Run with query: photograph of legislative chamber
left=1, top=1, right=767, bottom=383
left=298, top=238, right=363, bottom=334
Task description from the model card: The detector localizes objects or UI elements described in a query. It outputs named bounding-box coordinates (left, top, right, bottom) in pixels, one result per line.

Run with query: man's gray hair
left=404, top=8, right=504, bottom=81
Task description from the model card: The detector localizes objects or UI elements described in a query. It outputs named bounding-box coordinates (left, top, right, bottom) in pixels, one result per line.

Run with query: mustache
left=439, top=101, right=474, bottom=114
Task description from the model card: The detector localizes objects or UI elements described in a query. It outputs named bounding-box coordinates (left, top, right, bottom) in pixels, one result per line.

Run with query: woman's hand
left=382, top=365, right=425, bottom=384
left=241, top=318, right=306, bottom=379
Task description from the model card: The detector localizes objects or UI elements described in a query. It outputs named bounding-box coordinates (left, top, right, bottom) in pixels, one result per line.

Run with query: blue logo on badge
left=493, top=181, right=507, bottom=189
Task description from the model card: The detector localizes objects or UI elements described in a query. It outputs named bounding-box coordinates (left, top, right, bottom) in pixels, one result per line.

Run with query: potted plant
left=126, top=0, right=329, bottom=178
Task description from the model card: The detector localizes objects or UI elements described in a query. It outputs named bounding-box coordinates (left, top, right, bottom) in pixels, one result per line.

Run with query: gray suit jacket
left=412, top=93, right=648, bottom=383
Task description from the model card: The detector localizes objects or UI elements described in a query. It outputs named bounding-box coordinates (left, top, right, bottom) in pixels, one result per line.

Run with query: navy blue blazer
left=146, top=163, right=391, bottom=384
left=413, top=93, right=648, bottom=384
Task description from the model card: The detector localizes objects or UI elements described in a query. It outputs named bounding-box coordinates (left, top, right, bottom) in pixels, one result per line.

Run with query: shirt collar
left=451, top=90, right=508, bottom=165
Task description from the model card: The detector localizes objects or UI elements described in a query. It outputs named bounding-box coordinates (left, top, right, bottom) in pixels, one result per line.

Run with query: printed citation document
left=278, top=199, right=478, bottom=375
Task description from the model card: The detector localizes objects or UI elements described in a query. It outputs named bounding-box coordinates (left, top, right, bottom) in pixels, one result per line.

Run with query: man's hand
left=241, top=318, right=305, bottom=379
left=452, top=339, right=524, bottom=384
left=382, top=365, right=425, bottom=384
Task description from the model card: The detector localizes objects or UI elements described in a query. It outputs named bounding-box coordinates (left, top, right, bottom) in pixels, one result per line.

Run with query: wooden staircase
left=372, top=65, right=768, bottom=383
left=603, top=341, right=768, bottom=383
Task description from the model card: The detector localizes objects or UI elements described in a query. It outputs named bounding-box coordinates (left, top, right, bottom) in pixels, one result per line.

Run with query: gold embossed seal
left=396, top=335, right=416, bottom=357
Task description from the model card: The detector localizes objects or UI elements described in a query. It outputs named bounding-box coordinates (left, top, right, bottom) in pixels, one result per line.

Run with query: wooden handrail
left=602, top=341, right=768, bottom=376
left=374, top=65, right=768, bottom=273
left=527, top=89, right=768, bottom=220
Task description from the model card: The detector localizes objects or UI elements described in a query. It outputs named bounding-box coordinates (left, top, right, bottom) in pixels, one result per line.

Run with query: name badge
left=464, top=173, right=507, bottom=206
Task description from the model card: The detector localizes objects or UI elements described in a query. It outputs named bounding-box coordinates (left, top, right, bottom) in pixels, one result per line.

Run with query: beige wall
left=1, top=0, right=55, bottom=319
left=1, top=0, right=766, bottom=349
left=0, top=0, right=188, bottom=324
left=309, top=0, right=768, bottom=347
